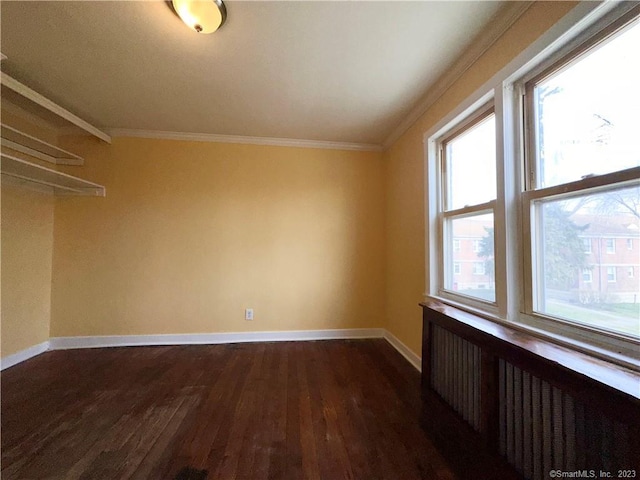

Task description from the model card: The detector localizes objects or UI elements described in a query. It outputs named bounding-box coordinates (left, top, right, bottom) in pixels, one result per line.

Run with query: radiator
left=430, top=324, right=481, bottom=432
left=498, top=359, right=632, bottom=480
left=429, top=325, right=634, bottom=480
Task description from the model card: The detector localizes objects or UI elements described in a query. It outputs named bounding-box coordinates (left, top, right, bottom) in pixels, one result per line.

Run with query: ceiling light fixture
left=171, top=0, right=227, bottom=34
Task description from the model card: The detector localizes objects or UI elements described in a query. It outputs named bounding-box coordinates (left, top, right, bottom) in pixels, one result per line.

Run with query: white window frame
left=432, top=102, right=498, bottom=312
left=582, top=269, right=592, bottom=283
left=473, top=262, right=485, bottom=276
left=627, top=239, right=633, bottom=250
left=607, top=267, right=617, bottom=283
left=606, top=239, right=616, bottom=255
left=424, top=1, right=640, bottom=367
left=628, top=267, right=634, bottom=278
left=582, top=238, right=591, bottom=254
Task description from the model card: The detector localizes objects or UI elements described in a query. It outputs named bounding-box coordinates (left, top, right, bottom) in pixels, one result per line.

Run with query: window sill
left=421, top=298, right=640, bottom=401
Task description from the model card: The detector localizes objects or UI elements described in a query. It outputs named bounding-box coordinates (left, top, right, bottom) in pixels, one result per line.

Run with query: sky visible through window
left=447, top=114, right=496, bottom=210
left=536, top=20, right=640, bottom=188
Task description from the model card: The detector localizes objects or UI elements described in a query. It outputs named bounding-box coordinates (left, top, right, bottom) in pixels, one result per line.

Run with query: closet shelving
left=0, top=71, right=108, bottom=196
left=1, top=152, right=105, bottom=196
left=1, top=123, right=84, bottom=165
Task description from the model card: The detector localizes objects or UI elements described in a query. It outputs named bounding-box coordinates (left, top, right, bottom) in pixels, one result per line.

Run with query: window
left=473, top=262, right=485, bottom=275
left=439, top=106, right=496, bottom=303
left=605, top=239, right=616, bottom=254
left=425, top=4, right=640, bottom=362
left=523, top=12, right=640, bottom=338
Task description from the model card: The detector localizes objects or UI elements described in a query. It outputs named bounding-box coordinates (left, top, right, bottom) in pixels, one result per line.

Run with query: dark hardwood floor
left=1, top=339, right=457, bottom=480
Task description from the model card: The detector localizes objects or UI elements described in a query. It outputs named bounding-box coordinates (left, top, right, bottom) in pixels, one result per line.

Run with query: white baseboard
left=1, top=341, right=50, bottom=371
left=383, top=330, right=422, bottom=372
left=49, top=328, right=386, bottom=350
left=4, top=329, right=421, bottom=373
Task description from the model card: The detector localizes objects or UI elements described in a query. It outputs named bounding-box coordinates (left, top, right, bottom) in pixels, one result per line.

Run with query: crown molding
left=109, top=128, right=383, bottom=152
left=382, top=1, right=534, bottom=150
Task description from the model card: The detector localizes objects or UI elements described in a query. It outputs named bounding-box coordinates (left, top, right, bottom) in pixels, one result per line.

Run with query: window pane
left=533, top=184, right=640, bottom=337
left=445, top=114, right=496, bottom=210
left=533, top=20, right=640, bottom=188
left=445, top=213, right=495, bottom=302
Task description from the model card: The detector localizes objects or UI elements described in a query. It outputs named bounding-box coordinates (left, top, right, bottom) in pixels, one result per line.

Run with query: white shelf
left=0, top=72, right=111, bottom=144
left=1, top=123, right=84, bottom=165
left=1, top=152, right=105, bottom=196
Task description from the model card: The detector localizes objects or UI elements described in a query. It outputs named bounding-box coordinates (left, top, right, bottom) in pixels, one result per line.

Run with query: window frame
left=473, top=262, right=486, bottom=276
left=434, top=103, right=499, bottom=311
left=606, top=239, right=616, bottom=255
left=521, top=175, right=639, bottom=320
left=424, top=1, right=640, bottom=368
left=453, top=262, right=461, bottom=276
left=519, top=7, right=640, bottom=340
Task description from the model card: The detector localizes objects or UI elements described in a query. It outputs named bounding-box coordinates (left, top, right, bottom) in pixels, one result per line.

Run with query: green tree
left=542, top=204, right=589, bottom=290
left=478, top=227, right=494, bottom=286
left=477, top=207, right=589, bottom=291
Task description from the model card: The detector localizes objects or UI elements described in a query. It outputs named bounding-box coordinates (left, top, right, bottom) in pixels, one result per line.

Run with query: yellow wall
left=383, top=1, right=578, bottom=356
left=1, top=1, right=578, bottom=356
left=1, top=185, right=54, bottom=357
left=50, top=137, right=385, bottom=337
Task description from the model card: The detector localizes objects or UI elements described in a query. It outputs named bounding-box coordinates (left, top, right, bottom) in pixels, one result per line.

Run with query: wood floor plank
left=233, top=343, right=276, bottom=480
left=295, top=343, right=320, bottom=480
left=265, top=344, right=289, bottom=480
left=213, top=343, right=268, bottom=479
left=1, top=339, right=459, bottom=480
left=308, top=341, right=356, bottom=480
left=128, top=392, right=201, bottom=480
left=165, top=345, right=245, bottom=471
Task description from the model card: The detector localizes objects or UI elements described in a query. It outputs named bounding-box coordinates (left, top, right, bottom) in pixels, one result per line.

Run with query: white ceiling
left=0, top=1, right=512, bottom=147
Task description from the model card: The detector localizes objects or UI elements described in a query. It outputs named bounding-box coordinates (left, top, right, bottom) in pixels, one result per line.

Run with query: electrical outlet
left=245, top=308, right=254, bottom=321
